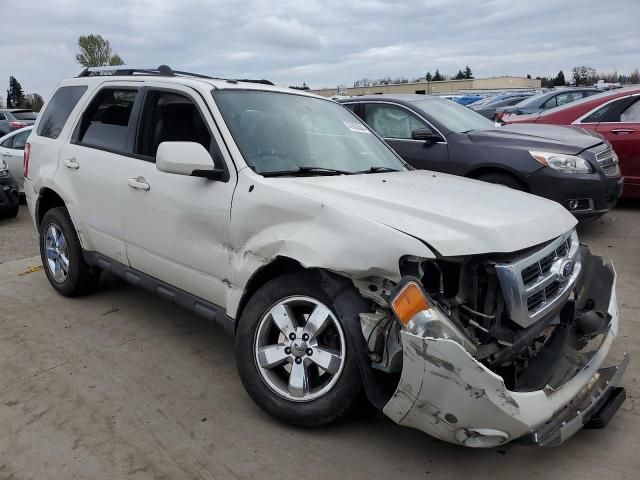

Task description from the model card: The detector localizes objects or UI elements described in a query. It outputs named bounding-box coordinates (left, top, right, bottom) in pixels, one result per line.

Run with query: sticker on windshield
left=343, top=121, right=371, bottom=134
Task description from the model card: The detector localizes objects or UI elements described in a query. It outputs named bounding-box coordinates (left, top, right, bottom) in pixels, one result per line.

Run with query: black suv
left=338, top=94, right=623, bottom=219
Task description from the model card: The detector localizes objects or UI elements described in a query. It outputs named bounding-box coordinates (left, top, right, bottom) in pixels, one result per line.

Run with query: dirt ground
left=1, top=202, right=639, bottom=480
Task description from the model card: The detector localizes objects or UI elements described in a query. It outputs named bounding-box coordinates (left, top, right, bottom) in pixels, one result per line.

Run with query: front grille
left=495, top=230, right=581, bottom=328
left=596, top=147, right=620, bottom=177
left=520, top=235, right=572, bottom=286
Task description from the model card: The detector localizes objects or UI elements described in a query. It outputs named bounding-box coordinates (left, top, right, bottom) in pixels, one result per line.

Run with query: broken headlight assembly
left=389, top=279, right=477, bottom=355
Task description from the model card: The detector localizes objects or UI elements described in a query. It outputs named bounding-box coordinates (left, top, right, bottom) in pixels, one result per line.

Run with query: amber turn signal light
left=391, top=281, right=430, bottom=326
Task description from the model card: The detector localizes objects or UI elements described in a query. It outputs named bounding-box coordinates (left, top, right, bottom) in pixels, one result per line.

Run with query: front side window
left=621, top=99, right=640, bottom=122
left=0, top=113, right=6, bottom=120
left=556, top=92, right=583, bottom=106
left=214, top=90, right=406, bottom=175
left=37, top=85, right=87, bottom=139
left=543, top=96, right=557, bottom=110
left=77, top=89, right=138, bottom=152
left=363, top=104, right=427, bottom=139
left=582, top=97, right=634, bottom=123
left=137, top=91, right=211, bottom=159
left=12, top=130, right=30, bottom=150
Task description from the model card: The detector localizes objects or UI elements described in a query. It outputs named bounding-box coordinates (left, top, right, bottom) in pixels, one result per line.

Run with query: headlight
left=0, top=160, right=8, bottom=177
left=529, top=150, right=593, bottom=173
left=390, top=280, right=477, bottom=354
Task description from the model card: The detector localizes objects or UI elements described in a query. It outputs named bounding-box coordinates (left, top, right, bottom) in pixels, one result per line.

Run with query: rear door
left=121, top=83, right=236, bottom=307
left=359, top=102, right=449, bottom=172
left=56, top=83, right=142, bottom=264
left=595, top=96, right=640, bottom=194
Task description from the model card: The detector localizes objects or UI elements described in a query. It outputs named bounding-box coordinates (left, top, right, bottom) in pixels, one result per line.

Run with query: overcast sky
left=1, top=0, right=638, bottom=98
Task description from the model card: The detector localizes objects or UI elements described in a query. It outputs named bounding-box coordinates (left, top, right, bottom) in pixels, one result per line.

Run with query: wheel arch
left=35, top=187, right=67, bottom=232
left=465, top=166, right=530, bottom=191
left=233, top=256, right=308, bottom=330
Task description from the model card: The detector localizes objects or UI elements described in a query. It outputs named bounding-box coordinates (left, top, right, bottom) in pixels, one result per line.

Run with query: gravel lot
left=1, top=202, right=639, bottom=479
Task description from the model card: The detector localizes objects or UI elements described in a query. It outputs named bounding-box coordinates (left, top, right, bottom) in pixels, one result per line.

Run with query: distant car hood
left=276, top=170, right=577, bottom=256
left=466, top=124, right=603, bottom=155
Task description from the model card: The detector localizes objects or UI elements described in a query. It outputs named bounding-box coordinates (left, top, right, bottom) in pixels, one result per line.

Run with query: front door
left=360, top=102, right=449, bottom=172
left=122, top=84, right=236, bottom=307
left=596, top=97, right=640, bottom=196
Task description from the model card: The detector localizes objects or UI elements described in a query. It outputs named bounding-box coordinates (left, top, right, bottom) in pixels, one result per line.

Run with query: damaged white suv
left=25, top=65, right=627, bottom=447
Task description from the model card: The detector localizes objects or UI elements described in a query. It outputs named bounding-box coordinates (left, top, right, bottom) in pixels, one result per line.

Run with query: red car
left=505, top=87, right=640, bottom=198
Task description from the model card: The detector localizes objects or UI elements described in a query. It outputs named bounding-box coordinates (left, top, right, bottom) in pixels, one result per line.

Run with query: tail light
left=9, top=121, right=28, bottom=129
left=23, top=142, right=31, bottom=178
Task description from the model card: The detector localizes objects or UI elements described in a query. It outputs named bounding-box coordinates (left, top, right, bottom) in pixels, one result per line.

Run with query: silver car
left=0, top=126, right=32, bottom=193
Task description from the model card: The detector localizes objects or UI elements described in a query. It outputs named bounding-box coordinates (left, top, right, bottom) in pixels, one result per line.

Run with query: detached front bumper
left=382, top=257, right=628, bottom=447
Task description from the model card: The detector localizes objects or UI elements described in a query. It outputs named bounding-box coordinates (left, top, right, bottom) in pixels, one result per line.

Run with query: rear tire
left=39, top=207, right=100, bottom=297
left=476, top=172, right=527, bottom=192
left=235, top=272, right=362, bottom=427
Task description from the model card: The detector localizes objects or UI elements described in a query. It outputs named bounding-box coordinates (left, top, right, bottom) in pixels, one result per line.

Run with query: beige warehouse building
left=309, top=76, right=541, bottom=97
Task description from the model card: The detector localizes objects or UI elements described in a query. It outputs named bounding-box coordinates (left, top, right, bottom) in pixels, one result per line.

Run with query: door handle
left=2, top=153, right=12, bottom=158
left=63, top=157, right=79, bottom=169
left=610, top=128, right=635, bottom=134
left=128, top=176, right=150, bottom=191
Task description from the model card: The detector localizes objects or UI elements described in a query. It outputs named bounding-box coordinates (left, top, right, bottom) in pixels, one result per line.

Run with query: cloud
left=0, top=0, right=637, bottom=98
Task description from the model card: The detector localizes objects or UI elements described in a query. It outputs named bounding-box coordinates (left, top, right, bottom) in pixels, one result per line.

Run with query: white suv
left=25, top=65, right=627, bottom=447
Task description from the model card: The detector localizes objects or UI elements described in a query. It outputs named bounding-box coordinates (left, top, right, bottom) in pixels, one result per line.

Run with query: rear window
left=12, top=110, right=37, bottom=120
left=77, top=88, right=138, bottom=152
left=37, top=86, right=87, bottom=139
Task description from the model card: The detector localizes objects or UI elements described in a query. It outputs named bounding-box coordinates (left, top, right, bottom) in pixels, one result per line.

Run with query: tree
left=21, top=93, right=45, bottom=112
left=454, top=70, right=465, bottom=80
left=75, top=34, right=124, bottom=68
left=433, top=69, right=443, bottom=81
left=526, top=74, right=531, bottom=79
left=289, top=82, right=310, bottom=91
left=572, top=66, right=596, bottom=86
left=554, top=70, right=566, bottom=86
left=463, top=65, right=473, bottom=79
left=425, top=71, right=432, bottom=82
left=6, top=76, right=25, bottom=108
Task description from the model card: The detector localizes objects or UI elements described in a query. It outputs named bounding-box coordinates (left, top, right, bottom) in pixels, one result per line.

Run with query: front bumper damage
left=382, top=253, right=628, bottom=447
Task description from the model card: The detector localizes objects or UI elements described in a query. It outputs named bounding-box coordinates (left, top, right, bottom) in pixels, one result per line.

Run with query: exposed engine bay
left=356, top=231, right=615, bottom=393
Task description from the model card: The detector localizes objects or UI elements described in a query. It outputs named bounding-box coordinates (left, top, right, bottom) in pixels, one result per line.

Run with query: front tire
left=39, top=207, right=100, bottom=296
left=235, top=272, right=362, bottom=427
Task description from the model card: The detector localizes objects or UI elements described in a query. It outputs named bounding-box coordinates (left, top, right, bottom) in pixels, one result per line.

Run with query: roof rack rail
left=76, top=64, right=275, bottom=86
left=76, top=64, right=214, bottom=79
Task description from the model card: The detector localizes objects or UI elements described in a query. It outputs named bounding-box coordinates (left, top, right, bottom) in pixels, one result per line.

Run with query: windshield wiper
left=355, top=166, right=402, bottom=174
left=260, top=166, right=355, bottom=177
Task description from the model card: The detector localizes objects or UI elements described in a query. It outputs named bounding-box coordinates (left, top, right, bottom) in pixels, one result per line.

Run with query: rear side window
left=582, top=98, right=629, bottom=123
left=37, top=86, right=87, bottom=139
left=12, top=111, right=37, bottom=120
left=77, top=89, right=138, bottom=152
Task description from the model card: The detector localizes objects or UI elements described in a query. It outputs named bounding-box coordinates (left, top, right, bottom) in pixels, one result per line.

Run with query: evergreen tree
left=554, top=70, right=566, bottom=86
left=433, top=69, right=443, bottom=81
left=455, top=70, right=465, bottom=80
left=463, top=66, right=473, bottom=79
left=6, top=76, right=25, bottom=108
left=425, top=71, right=432, bottom=81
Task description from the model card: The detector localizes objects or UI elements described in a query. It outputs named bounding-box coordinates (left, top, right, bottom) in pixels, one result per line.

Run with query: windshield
left=411, top=98, right=495, bottom=133
left=12, top=110, right=37, bottom=120
left=214, top=90, right=407, bottom=175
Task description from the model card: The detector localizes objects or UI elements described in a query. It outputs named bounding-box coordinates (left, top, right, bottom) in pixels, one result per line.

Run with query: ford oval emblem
left=559, top=259, right=575, bottom=281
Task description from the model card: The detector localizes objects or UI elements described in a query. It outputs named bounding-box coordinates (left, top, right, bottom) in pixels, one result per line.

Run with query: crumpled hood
left=272, top=170, right=577, bottom=256
left=467, top=124, right=603, bottom=155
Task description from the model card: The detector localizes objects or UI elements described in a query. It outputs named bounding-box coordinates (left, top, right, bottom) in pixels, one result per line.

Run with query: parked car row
left=495, top=88, right=602, bottom=121
left=338, top=94, right=623, bottom=219
left=0, top=108, right=37, bottom=135
left=505, top=87, right=640, bottom=198
left=20, top=65, right=627, bottom=449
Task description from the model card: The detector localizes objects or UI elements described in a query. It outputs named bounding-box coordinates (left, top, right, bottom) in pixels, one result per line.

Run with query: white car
left=24, top=65, right=627, bottom=448
left=0, top=125, right=32, bottom=193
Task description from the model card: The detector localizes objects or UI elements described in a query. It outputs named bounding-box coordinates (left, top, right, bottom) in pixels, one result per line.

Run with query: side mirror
left=156, top=142, right=223, bottom=180
left=411, top=127, right=442, bottom=143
